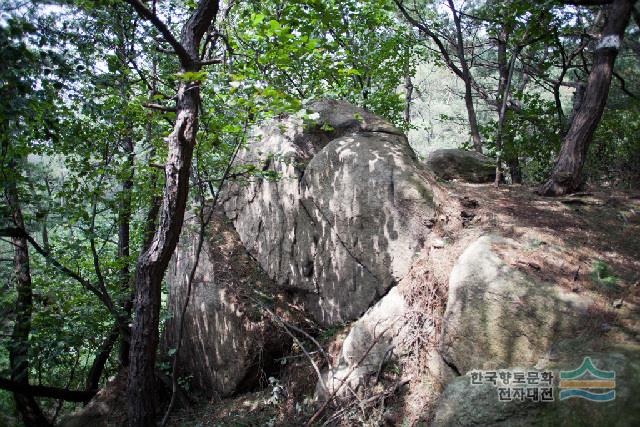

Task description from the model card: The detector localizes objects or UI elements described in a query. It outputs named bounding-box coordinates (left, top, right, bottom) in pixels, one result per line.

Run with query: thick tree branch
left=0, top=378, right=96, bottom=403
left=143, top=103, right=177, bottom=112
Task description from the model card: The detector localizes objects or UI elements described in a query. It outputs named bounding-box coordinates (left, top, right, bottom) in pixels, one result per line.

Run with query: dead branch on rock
left=252, top=299, right=330, bottom=394
left=306, top=322, right=394, bottom=426
left=320, top=378, right=411, bottom=427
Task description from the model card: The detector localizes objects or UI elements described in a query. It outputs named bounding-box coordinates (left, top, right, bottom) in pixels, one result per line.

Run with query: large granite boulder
left=425, top=148, right=495, bottom=183
left=163, top=212, right=293, bottom=398
left=441, top=234, right=594, bottom=375
left=223, top=99, right=437, bottom=325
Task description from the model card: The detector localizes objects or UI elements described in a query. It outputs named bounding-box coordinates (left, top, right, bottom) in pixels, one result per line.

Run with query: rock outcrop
left=426, top=233, right=640, bottom=425
left=440, top=234, right=594, bottom=374
left=59, top=373, right=127, bottom=427
left=223, top=99, right=437, bottom=325
left=163, top=212, right=293, bottom=398
left=425, top=148, right=495, bottom=183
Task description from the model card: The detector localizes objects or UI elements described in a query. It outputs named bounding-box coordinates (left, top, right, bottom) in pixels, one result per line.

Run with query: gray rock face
left=425, top=148, right=495, bottom=183
left=164, top=213, right=291, bottom=398
left=315, top=287, right=409, bottom=401
left=224, top=100, right=436, bottom=325
left=432, top=234, right=639, bottom=425
left=441, top=234, right=593, bottom=375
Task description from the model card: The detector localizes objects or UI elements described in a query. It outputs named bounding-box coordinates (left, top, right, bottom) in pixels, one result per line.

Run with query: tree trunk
left=404, top=73, right=413, bottom=127
left=126, top=1, right=219, bottom=424
left=540, top=0, right=633, bottom=196
left=127, top=78, right=199, bottom=426
left=115, top=16, right=136, bottom=367
left=116, top=124, right=134, bottom=367
left=4, top=163, right=51, bottom=427
left=86, top=325, right=119, bottom=391
left=508, top=156, right=523, bottom=184
left=448, top=0, right=483, bottom=153
left=464, top=79, right=483, bottom=153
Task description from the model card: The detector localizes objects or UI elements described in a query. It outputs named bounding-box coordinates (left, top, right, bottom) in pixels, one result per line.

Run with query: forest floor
left=165, top=182, right=640, bottom=427
left=450, top=183, right=640, bottom=344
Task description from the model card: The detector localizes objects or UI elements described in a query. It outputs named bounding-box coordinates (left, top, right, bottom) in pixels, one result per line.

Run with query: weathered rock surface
left=426, top=233, right=639, bottom=425
left=441, top=234, right=594, bottom=375
left=426, top=148, right=495, bottom=183
left=433, top=348, right=640, bottom=426
left=224, top=99, right=437, bottom=325
left=315, top=287, right=408, bottom=401
left=163, top=212, right=292, bottom=398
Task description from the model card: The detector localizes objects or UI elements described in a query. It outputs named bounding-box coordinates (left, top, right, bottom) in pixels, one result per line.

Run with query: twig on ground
left=252, top=299, right=329, bottom=394
left=306, top=321, right=398, bottom=426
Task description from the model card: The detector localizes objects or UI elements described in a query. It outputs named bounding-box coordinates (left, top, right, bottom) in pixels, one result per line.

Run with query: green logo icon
left=559, top=357, right=615, bottom=402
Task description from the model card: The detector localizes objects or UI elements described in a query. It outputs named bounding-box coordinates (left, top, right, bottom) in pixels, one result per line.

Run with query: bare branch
left=613, top=70, right=638, bottom=97
left=122, top=0, right=194, bottom=67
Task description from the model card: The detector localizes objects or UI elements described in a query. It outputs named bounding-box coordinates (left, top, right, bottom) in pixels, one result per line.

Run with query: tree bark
left=117, top=133, right=134, bottom=367
left=85, top=324, right=119, bottom=392
left=127, top=80, right=198, bottom=427
left=404, top=73, right=413, bottom=127
left=2, top=150, right=51, bottom=426
left=125, top=1, right=219, bottom=425
left=540, top=0, right=633, bottom=196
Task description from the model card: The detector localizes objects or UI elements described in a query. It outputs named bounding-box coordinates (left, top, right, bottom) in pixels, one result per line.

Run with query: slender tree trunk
left=464, top=79, right=483, bottom=153
left=4, top=163, right=51, bottom=427
left=540, top=0, right=633, bottom=196
left=85, top=325, right=119, bottom=391
left=117, top=135, right=134, bottom=367
left=116, top=33, right=135, bottom=366
left=404, top=73, right=413, bottom=127
left=448, top=0, right=482, bottom=153
left=127, top=77, right=200, bottom=426
left=507, top=155, right=523, bottom=184
left=126, top=1, right=219, bottom=423
left=494, top=29, right=512, bottom=185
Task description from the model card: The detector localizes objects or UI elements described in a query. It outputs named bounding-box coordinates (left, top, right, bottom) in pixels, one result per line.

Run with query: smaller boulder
left=315, top=287, right=408, bottom=401
left=163, top=211, right=293, bottom=398
left=425, top=149, right=495, bottom=183
left=441, top=234, right=594, bottom=374
left=59, top=373, right=127, bottom=427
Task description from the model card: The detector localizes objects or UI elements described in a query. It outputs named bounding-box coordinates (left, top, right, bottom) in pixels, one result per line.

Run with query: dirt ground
left=450, top=183, right=640, bottom=342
